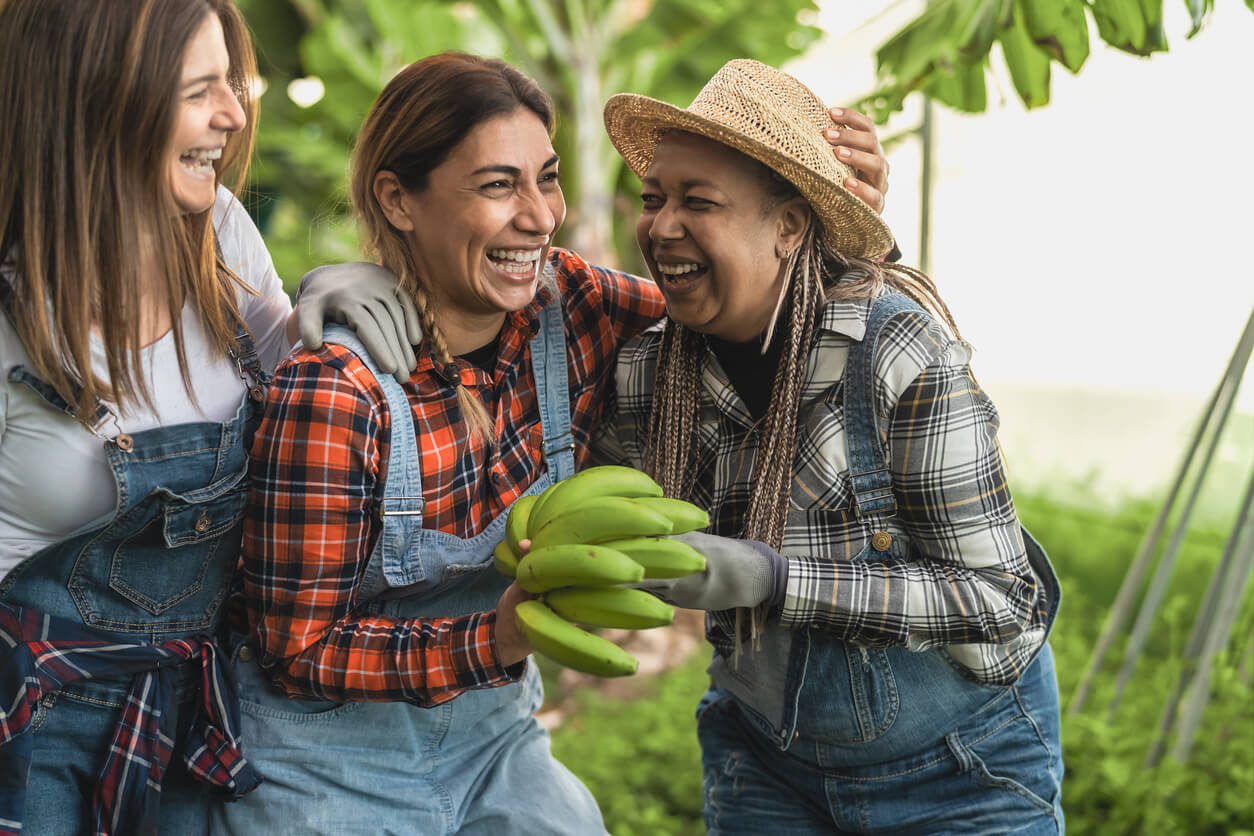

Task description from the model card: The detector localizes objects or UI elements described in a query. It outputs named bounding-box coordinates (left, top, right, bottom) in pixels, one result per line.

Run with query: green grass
left=547, top=491, right=1254, bottom=835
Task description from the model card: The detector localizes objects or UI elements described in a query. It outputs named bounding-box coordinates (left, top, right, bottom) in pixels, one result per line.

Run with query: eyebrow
left=640, top=176, right=721, bottom=191
left=181, top=73, right=222, bottom=89
left=470, top=154, right=560, bottom=177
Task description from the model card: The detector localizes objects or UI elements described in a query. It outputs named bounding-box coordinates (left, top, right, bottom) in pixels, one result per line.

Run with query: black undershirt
left=707, top=331, right=784, bottom=422
left=458, top=336, right=499, bottom=373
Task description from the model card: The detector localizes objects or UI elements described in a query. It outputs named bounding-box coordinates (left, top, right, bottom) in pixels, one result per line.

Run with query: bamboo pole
left=1170, top=505, right=1254, bottom=763
left=1145, top=464, right=1254, bottom=766
left=1070, top=306, right=1254, bottom=715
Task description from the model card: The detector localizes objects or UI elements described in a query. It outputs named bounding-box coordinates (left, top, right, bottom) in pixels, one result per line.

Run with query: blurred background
left=235, top=1, right=1253, bottom=832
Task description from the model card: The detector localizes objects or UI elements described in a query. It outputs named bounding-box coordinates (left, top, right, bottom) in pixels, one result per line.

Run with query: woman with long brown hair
left=0, top=2, right=414, bottom=832
left=601, top=60, right=1064, bottom=834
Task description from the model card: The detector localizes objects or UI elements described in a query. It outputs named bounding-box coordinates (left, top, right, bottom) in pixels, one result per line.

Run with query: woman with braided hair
left=600, top=60, right=1064, bottom=834
left=220, top=51, right=895, bottom=834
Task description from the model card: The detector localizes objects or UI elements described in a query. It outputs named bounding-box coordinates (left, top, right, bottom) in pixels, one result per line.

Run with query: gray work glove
left=296, top=262, right=424, bottom=384
left=637, top=532, right=788, bottom=612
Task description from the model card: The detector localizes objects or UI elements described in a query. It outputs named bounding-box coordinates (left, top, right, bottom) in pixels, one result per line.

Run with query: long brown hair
left=643, top=158, right=960, bottom=650
left=349, top=51, right=555, bottom=440
left=0, top=0, right=258, bottom=424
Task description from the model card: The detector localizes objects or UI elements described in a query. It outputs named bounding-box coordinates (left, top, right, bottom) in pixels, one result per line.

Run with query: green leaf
left=1019, top=0, right=1090, bottom=72
left=999, top=1, right=1051, bottom=108
left=924, top=58, right=988, bottom=112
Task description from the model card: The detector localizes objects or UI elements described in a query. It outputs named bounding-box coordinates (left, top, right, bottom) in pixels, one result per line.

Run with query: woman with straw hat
left=601, top=59, right=1064, bottom=834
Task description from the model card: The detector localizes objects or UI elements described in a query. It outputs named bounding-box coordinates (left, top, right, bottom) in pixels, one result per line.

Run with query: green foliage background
left=549, top=491, right=1254, bottom=835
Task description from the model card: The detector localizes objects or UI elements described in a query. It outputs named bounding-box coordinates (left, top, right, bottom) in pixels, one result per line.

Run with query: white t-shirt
left=0, top=186, right=291, bottom=577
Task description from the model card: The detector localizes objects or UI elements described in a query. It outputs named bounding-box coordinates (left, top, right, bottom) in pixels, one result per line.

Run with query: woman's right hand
left=493, top=581, right=534, bottom=667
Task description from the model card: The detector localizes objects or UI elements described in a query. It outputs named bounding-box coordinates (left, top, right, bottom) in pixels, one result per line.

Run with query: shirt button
left=871, top=531, right=893, bottom=552
left=491, top=472, right=502, bottom=484
left=238, top=645, right=255, bottom=662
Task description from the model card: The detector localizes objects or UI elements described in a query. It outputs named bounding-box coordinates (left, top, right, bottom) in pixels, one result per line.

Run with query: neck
left=438, top=309, right=508, bottom=356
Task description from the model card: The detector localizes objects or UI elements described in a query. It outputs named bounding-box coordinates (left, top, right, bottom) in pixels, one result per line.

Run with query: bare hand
left=824, top=107, right=890, bottom=214
left=493, top=582, right=534, bottom=667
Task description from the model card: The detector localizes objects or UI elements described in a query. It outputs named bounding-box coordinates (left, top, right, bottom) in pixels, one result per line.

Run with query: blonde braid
left=407, top=281, right=494, bottom=442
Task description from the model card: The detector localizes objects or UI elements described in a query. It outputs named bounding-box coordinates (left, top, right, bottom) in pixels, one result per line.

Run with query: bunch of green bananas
left=493, top=466, right=709, bottom=677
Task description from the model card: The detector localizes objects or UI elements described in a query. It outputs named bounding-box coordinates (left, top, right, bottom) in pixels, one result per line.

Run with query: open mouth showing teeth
left=655, top=262, right=708, bottom=284
left=487, top=248, right=543, bottom=275
left=179, top=147, right=221, bottom=175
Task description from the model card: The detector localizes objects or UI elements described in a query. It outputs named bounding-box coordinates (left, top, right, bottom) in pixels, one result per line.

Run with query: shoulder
left=862, top=290, right=972, bottom=413
left=614, top=320, right=668, bottom=409
left=269, top=338, right=391, bottom=427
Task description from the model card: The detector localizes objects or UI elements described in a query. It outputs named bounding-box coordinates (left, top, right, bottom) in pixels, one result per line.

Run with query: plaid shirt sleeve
left=780, top=313, right=1039, bottom=657
left=241, top=346, right=518, bottom=706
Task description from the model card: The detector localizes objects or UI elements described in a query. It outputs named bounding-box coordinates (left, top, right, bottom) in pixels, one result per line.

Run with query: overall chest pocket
left=71, top=474, right=248, bottom=633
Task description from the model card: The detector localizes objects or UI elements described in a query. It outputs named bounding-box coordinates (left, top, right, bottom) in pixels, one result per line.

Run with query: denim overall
left=215, top=271, right=608, bottom=836
left=0, top=323, right=268, bottom=835
left=699, top=293, right=1065, bottom=835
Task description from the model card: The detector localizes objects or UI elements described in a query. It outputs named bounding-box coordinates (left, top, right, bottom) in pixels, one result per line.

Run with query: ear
left=373, top=170, right=416, bottom=232
left=774, top=197, right=811, bottom=259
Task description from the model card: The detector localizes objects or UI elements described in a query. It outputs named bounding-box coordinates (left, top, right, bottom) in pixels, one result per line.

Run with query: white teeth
left=656, top=262, right=704, bottom=276
left=181, top=147, right=222, bottom=162
left=487, top=248, right=543, bottom=262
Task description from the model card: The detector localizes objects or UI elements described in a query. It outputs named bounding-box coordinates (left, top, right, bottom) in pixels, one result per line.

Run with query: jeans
left=696, top=644, right=1064, bottom=835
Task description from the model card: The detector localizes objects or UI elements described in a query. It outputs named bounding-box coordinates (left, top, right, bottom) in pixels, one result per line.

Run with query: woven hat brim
left=604, top=93, right=894, bottom=260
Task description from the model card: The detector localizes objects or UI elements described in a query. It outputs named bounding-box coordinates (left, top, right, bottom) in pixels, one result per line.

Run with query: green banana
left=514, top=600, right=638, bottom=677
left=493, top=540, right=520, bottom=578
left=544, top=586, right=675, bottom=630
left=505, top=494, right=540, bottom=555
left=527, top=465, right=663, bottom=539
left=529, top=495, right=674, bottom=551
left=629, top=497, right=709, bottom=534
left=599, top=536, right=707, bottom=579
left=515, top=543, right=645, bottom=593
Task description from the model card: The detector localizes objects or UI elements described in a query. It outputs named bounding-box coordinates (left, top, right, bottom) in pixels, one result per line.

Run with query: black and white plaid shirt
left=598, top=293, right=1050, bottom=686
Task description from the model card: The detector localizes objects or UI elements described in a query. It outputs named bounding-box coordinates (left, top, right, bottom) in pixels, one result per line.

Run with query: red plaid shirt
left=240, top=248, right=664, bottom=704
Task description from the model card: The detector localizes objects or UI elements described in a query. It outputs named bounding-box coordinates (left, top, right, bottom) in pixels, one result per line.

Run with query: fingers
left=378, top=292, right=418, bottom=382
left=295, top=301, right=325, bottom=351
left=841, top=175, right=886, bottom=214
left=345, top=305, right=402, bottom=377
left=397, top=290, right=424, bottom=348
left=826, top=106, right=890, bottom=213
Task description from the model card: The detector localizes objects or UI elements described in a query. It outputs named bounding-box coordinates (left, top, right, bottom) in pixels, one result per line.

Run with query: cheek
left=549, top=191, right=567, bottom=232
left=634, top=215, right=652, bottom=254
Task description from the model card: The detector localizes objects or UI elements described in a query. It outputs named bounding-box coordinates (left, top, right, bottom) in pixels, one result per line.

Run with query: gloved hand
left=296, top=262, right=424, bottom=384
left=637, top=532, right=788, bottom=612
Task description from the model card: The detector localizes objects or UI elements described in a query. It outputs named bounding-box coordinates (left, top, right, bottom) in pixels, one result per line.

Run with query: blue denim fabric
left=0, top=330, right=266, bottom=835
left=698, top=292, right=1064, bottom=833
left=698, top=644, right=1064, bottom=835
left=214, top=270, right=608, bottom=835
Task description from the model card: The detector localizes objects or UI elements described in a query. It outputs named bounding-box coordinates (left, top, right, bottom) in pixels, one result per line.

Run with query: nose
left=514, top=182, right=557, bottom=239
left=213, top=84, right=247, bottom=134
left=649, top=200, right=684, bottom=243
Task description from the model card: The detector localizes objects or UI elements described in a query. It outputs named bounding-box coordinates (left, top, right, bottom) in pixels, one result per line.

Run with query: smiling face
left=636, top=132, right=805, bottom=342
left=389, top=108, right=564, bottom=327
left=168, top=13, right=245, bottom=215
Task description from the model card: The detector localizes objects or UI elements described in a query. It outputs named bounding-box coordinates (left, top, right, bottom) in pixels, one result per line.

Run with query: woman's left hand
left=825, top=107, right=890, bottom=215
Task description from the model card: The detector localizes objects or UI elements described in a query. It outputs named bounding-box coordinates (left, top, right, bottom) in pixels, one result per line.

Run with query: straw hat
left=603, top=59, right=894, bottom=259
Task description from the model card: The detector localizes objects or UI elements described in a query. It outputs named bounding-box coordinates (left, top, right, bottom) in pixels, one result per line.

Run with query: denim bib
left=709, top=292, right=1062, bottom=764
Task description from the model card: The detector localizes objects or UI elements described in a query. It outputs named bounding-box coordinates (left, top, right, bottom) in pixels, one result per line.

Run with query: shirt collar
left=816, top=294, right=872, bottom=342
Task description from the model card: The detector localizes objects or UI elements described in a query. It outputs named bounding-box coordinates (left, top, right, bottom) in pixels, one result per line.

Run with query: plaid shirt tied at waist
left=0, top=603, right=261, bottom=836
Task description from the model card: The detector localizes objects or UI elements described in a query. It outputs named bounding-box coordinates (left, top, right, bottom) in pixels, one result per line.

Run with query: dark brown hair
left=349, top=51, right=555, bottom=439
left=0, top=0, right=259, bottom=423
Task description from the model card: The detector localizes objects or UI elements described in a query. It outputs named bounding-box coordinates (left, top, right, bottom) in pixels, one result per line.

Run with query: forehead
left=181, top=13, right=228, bottom=78
left=645, top=131, right=767, bottom=185
left=445, top=109, right=556, bottom=172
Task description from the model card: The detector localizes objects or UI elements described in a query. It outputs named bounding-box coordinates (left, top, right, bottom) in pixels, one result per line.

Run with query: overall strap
left=842, top=292, right=927, bottom=519
left=227, top=324, right=270, bottom=401
left=321, top=324, right=427, bottom=592
left=530, top=263, right=577, bottom=482
left=0, top=278, right=114, bottom=430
